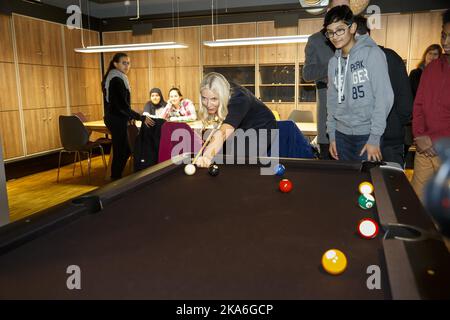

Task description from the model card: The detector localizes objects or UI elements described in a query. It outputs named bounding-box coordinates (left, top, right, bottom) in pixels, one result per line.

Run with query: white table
left=296, top=122, right=317, bottom=137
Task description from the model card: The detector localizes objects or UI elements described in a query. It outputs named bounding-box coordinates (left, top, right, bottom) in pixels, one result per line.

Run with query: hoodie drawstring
left=338, top=55, right=350, bottom=104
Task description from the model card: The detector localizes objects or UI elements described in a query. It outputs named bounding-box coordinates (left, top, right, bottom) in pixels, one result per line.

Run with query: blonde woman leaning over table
left=195, top=72, right=277, bottom=168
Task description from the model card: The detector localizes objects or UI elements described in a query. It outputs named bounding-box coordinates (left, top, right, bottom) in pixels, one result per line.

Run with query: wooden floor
left=6, top=155, right=133, bottom=223
left=5, top=157, right=415, bottom=223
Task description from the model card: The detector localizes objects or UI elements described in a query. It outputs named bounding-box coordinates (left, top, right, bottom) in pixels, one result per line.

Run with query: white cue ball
left=184, top=164, right=196, bottom=176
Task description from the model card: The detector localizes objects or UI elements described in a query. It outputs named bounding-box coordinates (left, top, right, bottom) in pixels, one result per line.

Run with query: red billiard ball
left=358, top=218, right=379, bottom=239
left=279, top=179, right=293, bottom=193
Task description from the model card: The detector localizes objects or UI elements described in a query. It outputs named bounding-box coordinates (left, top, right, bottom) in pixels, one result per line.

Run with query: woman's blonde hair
left=199, top=72, right=230, bottom=125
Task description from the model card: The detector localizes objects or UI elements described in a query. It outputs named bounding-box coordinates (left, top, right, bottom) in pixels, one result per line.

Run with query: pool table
left=0, top=156, right=449, bottom=299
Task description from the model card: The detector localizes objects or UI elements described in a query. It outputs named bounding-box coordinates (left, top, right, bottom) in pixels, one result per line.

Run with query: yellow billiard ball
left=321, top=249, right=348, bottom=275
left=359, top=182, right=374, bottom=195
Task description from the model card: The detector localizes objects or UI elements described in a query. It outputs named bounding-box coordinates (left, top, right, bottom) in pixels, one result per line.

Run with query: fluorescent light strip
left=75, top=42, right=188, bottom=53
left=203, top=35, right=311, bottom=47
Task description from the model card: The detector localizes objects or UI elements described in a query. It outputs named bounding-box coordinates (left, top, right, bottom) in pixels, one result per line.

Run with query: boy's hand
left=329, top=141, right=339, bottom=160
left=361, top=144, right=382, bottom=161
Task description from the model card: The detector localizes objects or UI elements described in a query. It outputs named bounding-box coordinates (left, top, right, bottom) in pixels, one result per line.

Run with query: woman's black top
left=409, top=68, right=423, bottom=99
left=104, top=77, right=142, bottom=121
left=224, top=83, right=277, bottom=131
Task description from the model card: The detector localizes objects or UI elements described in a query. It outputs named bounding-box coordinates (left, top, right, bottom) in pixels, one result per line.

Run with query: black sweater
left=409, top=67, right=423, bottom=99
left=380, top=47, right=414, bottom=145
left=104, top=77, right=142, bottom=121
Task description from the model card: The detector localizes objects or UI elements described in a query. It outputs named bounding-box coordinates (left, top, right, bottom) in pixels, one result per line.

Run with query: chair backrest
left=127, top=124, right=139, bottom=152
left=277, top=120, right=314, bottom=159
left=288, top=110, right=314, bottom=123
left=59, top=115, right=90, bottom=151
left=271, top=109, right=281, bottom=121
left=72, top=112, right=88, bottom=122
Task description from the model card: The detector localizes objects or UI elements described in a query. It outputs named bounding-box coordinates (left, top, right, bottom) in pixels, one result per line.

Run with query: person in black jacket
left=406, top=45, right=442, bottom=155
left=355, top=16, right=413, bottom=167
left=409, top=44, right=442, bottom=99
left=102, top=52, right=154, bottom=180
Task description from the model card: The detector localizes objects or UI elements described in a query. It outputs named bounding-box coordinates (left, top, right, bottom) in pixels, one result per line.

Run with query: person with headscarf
left=143, top=88, right=166, bottom=118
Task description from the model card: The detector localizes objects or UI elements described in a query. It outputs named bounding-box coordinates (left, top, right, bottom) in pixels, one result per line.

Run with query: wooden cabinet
left=23, top=109, right=48, bottom=154
left=257, top=22, right=297, bottom=64
left=150, top=67, right=177, bottom=97
left=151, top=28, right=176, bottom=67
left=44, top=66, right=67, bottom=108
left=369, top=15, right=388, bottom=47
left=19, top=65, right=66, bottom=109
left=385, top=14, right=411, bottom=60
left=0, top=63, right=19, bottom=111
left=67, top=67, right=102, bottom=107
left=202, top=24, right=229, bottom=65
left=127, top=67, right=150, bottom=106
left=14, top=15, right=64, bottom=66
left=298, top=18, right=323, bottom=63
left=410, top=12, right=444, bottom=60
left=0, top=14, right=14, bottom=63
left=265, top=103, right=296, bottom=120
left=64, top=27, right=101, bottom=68
left=150, top=66, right=200, bottom=105
left=150, top=26, right=200, bottom=67
left=71, top=105, right=103, bottom=121
left=23, top=107, right=67, bottom=154
left=175, top=26, right=200, bottom=66
left=176, top=66, right=201, bottom=104
left=228, top=23, right=256, bottom=65
left=102, top=31, right=151, bottom=68
left=19, top=64, right=46, bottom=109
left=47, top=107, right=67, bottom=150
left=0, top=111, right=24, bottom=159
left=202, top=23, right=256, bottom=65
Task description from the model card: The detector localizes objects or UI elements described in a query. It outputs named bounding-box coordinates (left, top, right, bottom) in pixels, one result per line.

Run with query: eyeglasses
left=121, top=61, right=130, bottom=66
left=325, top=24, right=351, bottom=39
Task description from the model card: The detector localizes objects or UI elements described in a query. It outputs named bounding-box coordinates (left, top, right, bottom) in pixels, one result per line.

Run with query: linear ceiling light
left=203, top=35, right=310, bottom=47
left=75, top=0, right=187, bottom=53
left=75, top=42, right=188, bottom=53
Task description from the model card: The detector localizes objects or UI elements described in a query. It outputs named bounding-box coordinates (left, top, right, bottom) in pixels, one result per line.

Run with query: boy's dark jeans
left=335, top=130, right=370, bottom=161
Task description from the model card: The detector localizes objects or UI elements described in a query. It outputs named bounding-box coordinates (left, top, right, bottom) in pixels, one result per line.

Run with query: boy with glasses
left=411, top=9, right=450, bottom=202
left=325, top=5, right=394, bottom=161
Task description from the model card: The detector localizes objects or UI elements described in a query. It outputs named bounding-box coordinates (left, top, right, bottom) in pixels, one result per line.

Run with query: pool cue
left=192, top=121, right=223, bottom=165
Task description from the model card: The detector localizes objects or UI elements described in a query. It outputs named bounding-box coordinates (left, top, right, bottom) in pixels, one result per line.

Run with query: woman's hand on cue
left=196, top=156, right=212, bottom=168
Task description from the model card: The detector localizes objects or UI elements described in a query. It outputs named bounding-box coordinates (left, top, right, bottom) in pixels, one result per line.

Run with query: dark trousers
left=381, top=143, right=405, bottom=168
left=319, top=143, right=331, bottom=160
left=105, top=115, right=130, bottom=179
left=335, top=130, right=369, bottom=161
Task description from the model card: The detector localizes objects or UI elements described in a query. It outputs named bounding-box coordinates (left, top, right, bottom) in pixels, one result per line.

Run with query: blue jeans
left=335, top=130, right=369, bottom=161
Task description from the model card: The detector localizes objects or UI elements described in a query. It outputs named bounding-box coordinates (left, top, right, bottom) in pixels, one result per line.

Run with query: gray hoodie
left=326, top=34, right=394, bottom=146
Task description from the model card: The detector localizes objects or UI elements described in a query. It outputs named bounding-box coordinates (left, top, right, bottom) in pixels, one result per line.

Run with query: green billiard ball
left=358, top=193, right=375, bottom=209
